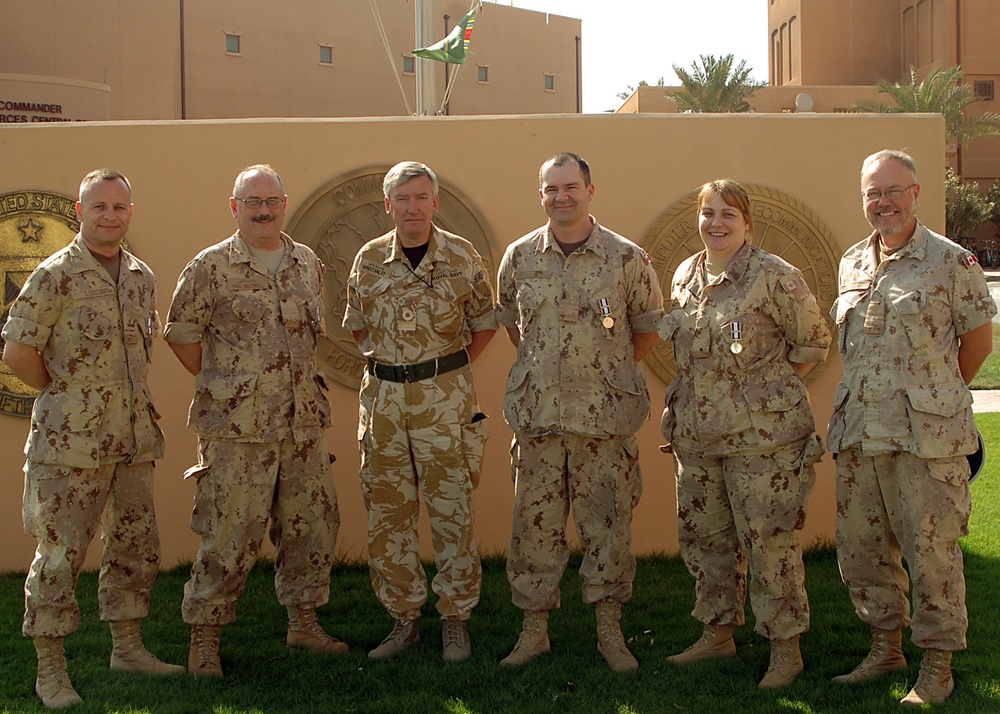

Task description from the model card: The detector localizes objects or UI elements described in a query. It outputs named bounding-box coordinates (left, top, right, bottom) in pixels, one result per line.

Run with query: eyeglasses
left=863, top=184, right=916, bottom=202
left=234, top=196, right=285, bottom=209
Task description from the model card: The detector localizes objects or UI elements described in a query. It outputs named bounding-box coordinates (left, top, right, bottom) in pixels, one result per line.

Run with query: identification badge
left=863, top=291, right=884, bottom=335
left=398, top=301, right=416, bottom=333
left=124, top=323, right=140, bottom=346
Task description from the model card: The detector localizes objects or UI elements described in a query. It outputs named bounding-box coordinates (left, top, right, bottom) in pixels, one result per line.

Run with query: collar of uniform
left=385, top=225, right=444, bottom=265
left=67, top=233, right=134, bottom=278
left=723, top=241, right=753, bottom=281
left=230, top=230, right=294, bottom=266
left=685, top=240, right=752, bottom=288
left=537, top=215, right=606, bottom=257
left=865, top=220, right=928, bottom=266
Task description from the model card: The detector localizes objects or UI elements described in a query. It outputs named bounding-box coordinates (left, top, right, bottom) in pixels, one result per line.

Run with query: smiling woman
left=658, top=177, right=831, bottom=688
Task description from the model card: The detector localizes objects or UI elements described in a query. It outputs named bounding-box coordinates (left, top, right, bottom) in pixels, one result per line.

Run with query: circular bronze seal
left=286, top=168, right=497, bottom=389
left=0, top=190, right=79, bottom=417
left=642, top=184, right=839, bottom=384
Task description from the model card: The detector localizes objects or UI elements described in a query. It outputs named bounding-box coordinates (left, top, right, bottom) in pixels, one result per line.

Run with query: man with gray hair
left=3, top=168, right=182, bottom=708
left=343, top=160, right=496, bottom=662
left=166, top=164, right=347, bottom=677
left=830, top=149, right=995, bottom=705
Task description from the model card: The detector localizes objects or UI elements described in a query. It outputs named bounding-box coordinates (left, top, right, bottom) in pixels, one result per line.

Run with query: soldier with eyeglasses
left=165, top=164, right=347, bottom=677
left=829, top=150, right=995, bottom=705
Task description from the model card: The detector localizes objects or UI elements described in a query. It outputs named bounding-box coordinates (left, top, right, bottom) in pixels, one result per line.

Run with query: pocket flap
left=905, top=384, right=972, bottom=417
left=195, top=370, right=258, bottom=400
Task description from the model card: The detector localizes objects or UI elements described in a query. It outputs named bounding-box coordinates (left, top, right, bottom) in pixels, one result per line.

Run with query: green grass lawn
left=969, top=322, right=1000, bottom=389
left=3, top=417, right=1000, bottom=713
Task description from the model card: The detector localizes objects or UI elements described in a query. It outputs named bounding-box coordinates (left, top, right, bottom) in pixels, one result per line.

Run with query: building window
left=477, top=65, right=489, bottom=83
left=225, top=33, right=241, bottom=55
left=403, top=56, right=415, bottom=75
left=319, top=45, right=333, bottom=65
left=974, top=80, right=995, bottom=100
left=544, top=74, right=555, bottom=91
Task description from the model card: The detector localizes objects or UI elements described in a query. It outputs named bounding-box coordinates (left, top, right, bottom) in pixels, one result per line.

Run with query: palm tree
left=668, top=54, right=763, bottom=113
left=854, top=66, right=1000, bottom=148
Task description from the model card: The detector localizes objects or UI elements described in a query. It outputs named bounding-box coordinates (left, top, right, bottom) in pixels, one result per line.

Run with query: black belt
left=367, top=349, right=469, bottom=383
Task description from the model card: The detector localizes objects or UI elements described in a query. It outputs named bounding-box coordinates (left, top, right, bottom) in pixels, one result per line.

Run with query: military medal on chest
left=599, top=297, right=614, bottom=329
left=729, top=320, right=743, bottom=354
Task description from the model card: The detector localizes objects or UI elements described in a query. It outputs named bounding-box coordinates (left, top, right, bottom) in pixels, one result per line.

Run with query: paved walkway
left=973, top=390, right=1000, bottom=413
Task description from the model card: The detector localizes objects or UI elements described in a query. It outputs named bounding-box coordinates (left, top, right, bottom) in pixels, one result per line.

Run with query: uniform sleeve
left=494, top=244, right=519, bottom=329
left=341, top=249, right=367, bottom=332
left=465, top=250, right=498, bottom=332
left=163, top=258, right=212, bottom=345
left=951, top=254, right=997, bottom=335
left=1, top=265, right=62, bottom=351
left=774, top=269, right=832, bottom=364
left=626, top=248, right=663, bottom=334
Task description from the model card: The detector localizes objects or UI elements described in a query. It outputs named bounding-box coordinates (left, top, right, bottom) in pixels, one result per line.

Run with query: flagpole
left=443, top=14, right=451, bottom=115
left=415, top=0, right=436, bottom=115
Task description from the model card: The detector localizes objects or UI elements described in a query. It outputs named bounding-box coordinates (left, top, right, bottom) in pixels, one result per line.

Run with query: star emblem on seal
left=18, top=218, right=44, bottom=243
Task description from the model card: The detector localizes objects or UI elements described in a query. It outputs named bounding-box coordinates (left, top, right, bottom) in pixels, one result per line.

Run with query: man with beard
left=829, top=150, right=995, bottom=705
left=165, top=164, right=346, bottom=677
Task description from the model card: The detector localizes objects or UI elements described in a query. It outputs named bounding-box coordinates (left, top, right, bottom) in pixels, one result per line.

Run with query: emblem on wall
left=642, top=185, right=840, bottom=384
left=0, top=190, right=79, bottom=417
left=286, top=168, right=497, bottom=389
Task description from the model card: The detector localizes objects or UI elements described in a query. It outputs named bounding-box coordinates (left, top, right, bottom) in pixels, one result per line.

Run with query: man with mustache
left=165, top=164, right=346, bottom=677
left=829, top=150, right=995, bottom=705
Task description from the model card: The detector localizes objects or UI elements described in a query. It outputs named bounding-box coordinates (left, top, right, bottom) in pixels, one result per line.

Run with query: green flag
left=412, top=7, right=477, bottom=64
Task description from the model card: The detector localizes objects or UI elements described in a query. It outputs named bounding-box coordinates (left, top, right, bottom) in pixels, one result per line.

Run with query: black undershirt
left=402, top=242, right=430, bottom=268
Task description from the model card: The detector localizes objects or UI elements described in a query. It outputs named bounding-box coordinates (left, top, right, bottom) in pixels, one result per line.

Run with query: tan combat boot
left=833, top=628, right=907, bottom=683
left=500, top=610, right=550, bottom=667
left=109, top=619, right=184, bottom=675
left=442, top=617, right=472, bottom=662
left=759, top=635, right=804, bottom=689
left=368, top=611, right=420, bottom=660
left=595, top=600, right=639, bottom=672
left=900, top=649, right=954, bottom=706
left=33, top=637, right=82, bottom=709
left=667, top=625, right=737, bottom=665
left=286, top=606, right=349, bottom=654
left=187, top=624, right=223, bottom=677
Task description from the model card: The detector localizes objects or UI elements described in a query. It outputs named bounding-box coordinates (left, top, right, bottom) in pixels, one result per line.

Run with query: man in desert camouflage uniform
left=344, top=161, right=496, bottom=662
left=830, top=150, right=995, bottom=705
left=496, top=153, right=662, bottom=672
left=165, top=164, right=346, bottom=678
left=2, top=168, right=182, bottom=709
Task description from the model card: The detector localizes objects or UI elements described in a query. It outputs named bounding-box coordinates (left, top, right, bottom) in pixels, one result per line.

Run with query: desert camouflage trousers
left=181, top=438, right=339, bottom=625
left=22, top=459, right=160, bottom=638
left=507, top=433, right=643, bottom=611
left=358, top=366, right=482, bottom=620
left=836, top=448, right=970, bottom=650
left=672, top=442, right=816, bottom=640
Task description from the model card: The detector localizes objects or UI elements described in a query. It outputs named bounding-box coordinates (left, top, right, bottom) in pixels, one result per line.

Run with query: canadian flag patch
left=963, top=253, right=979, bottom=267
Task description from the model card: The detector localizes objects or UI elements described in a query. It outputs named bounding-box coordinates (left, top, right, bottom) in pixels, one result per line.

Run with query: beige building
left=767, top=0, right=1000, bottom=181
left=620, top=1, right=1000, bottom=183
left=0, top=0, right=581, bottom=120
